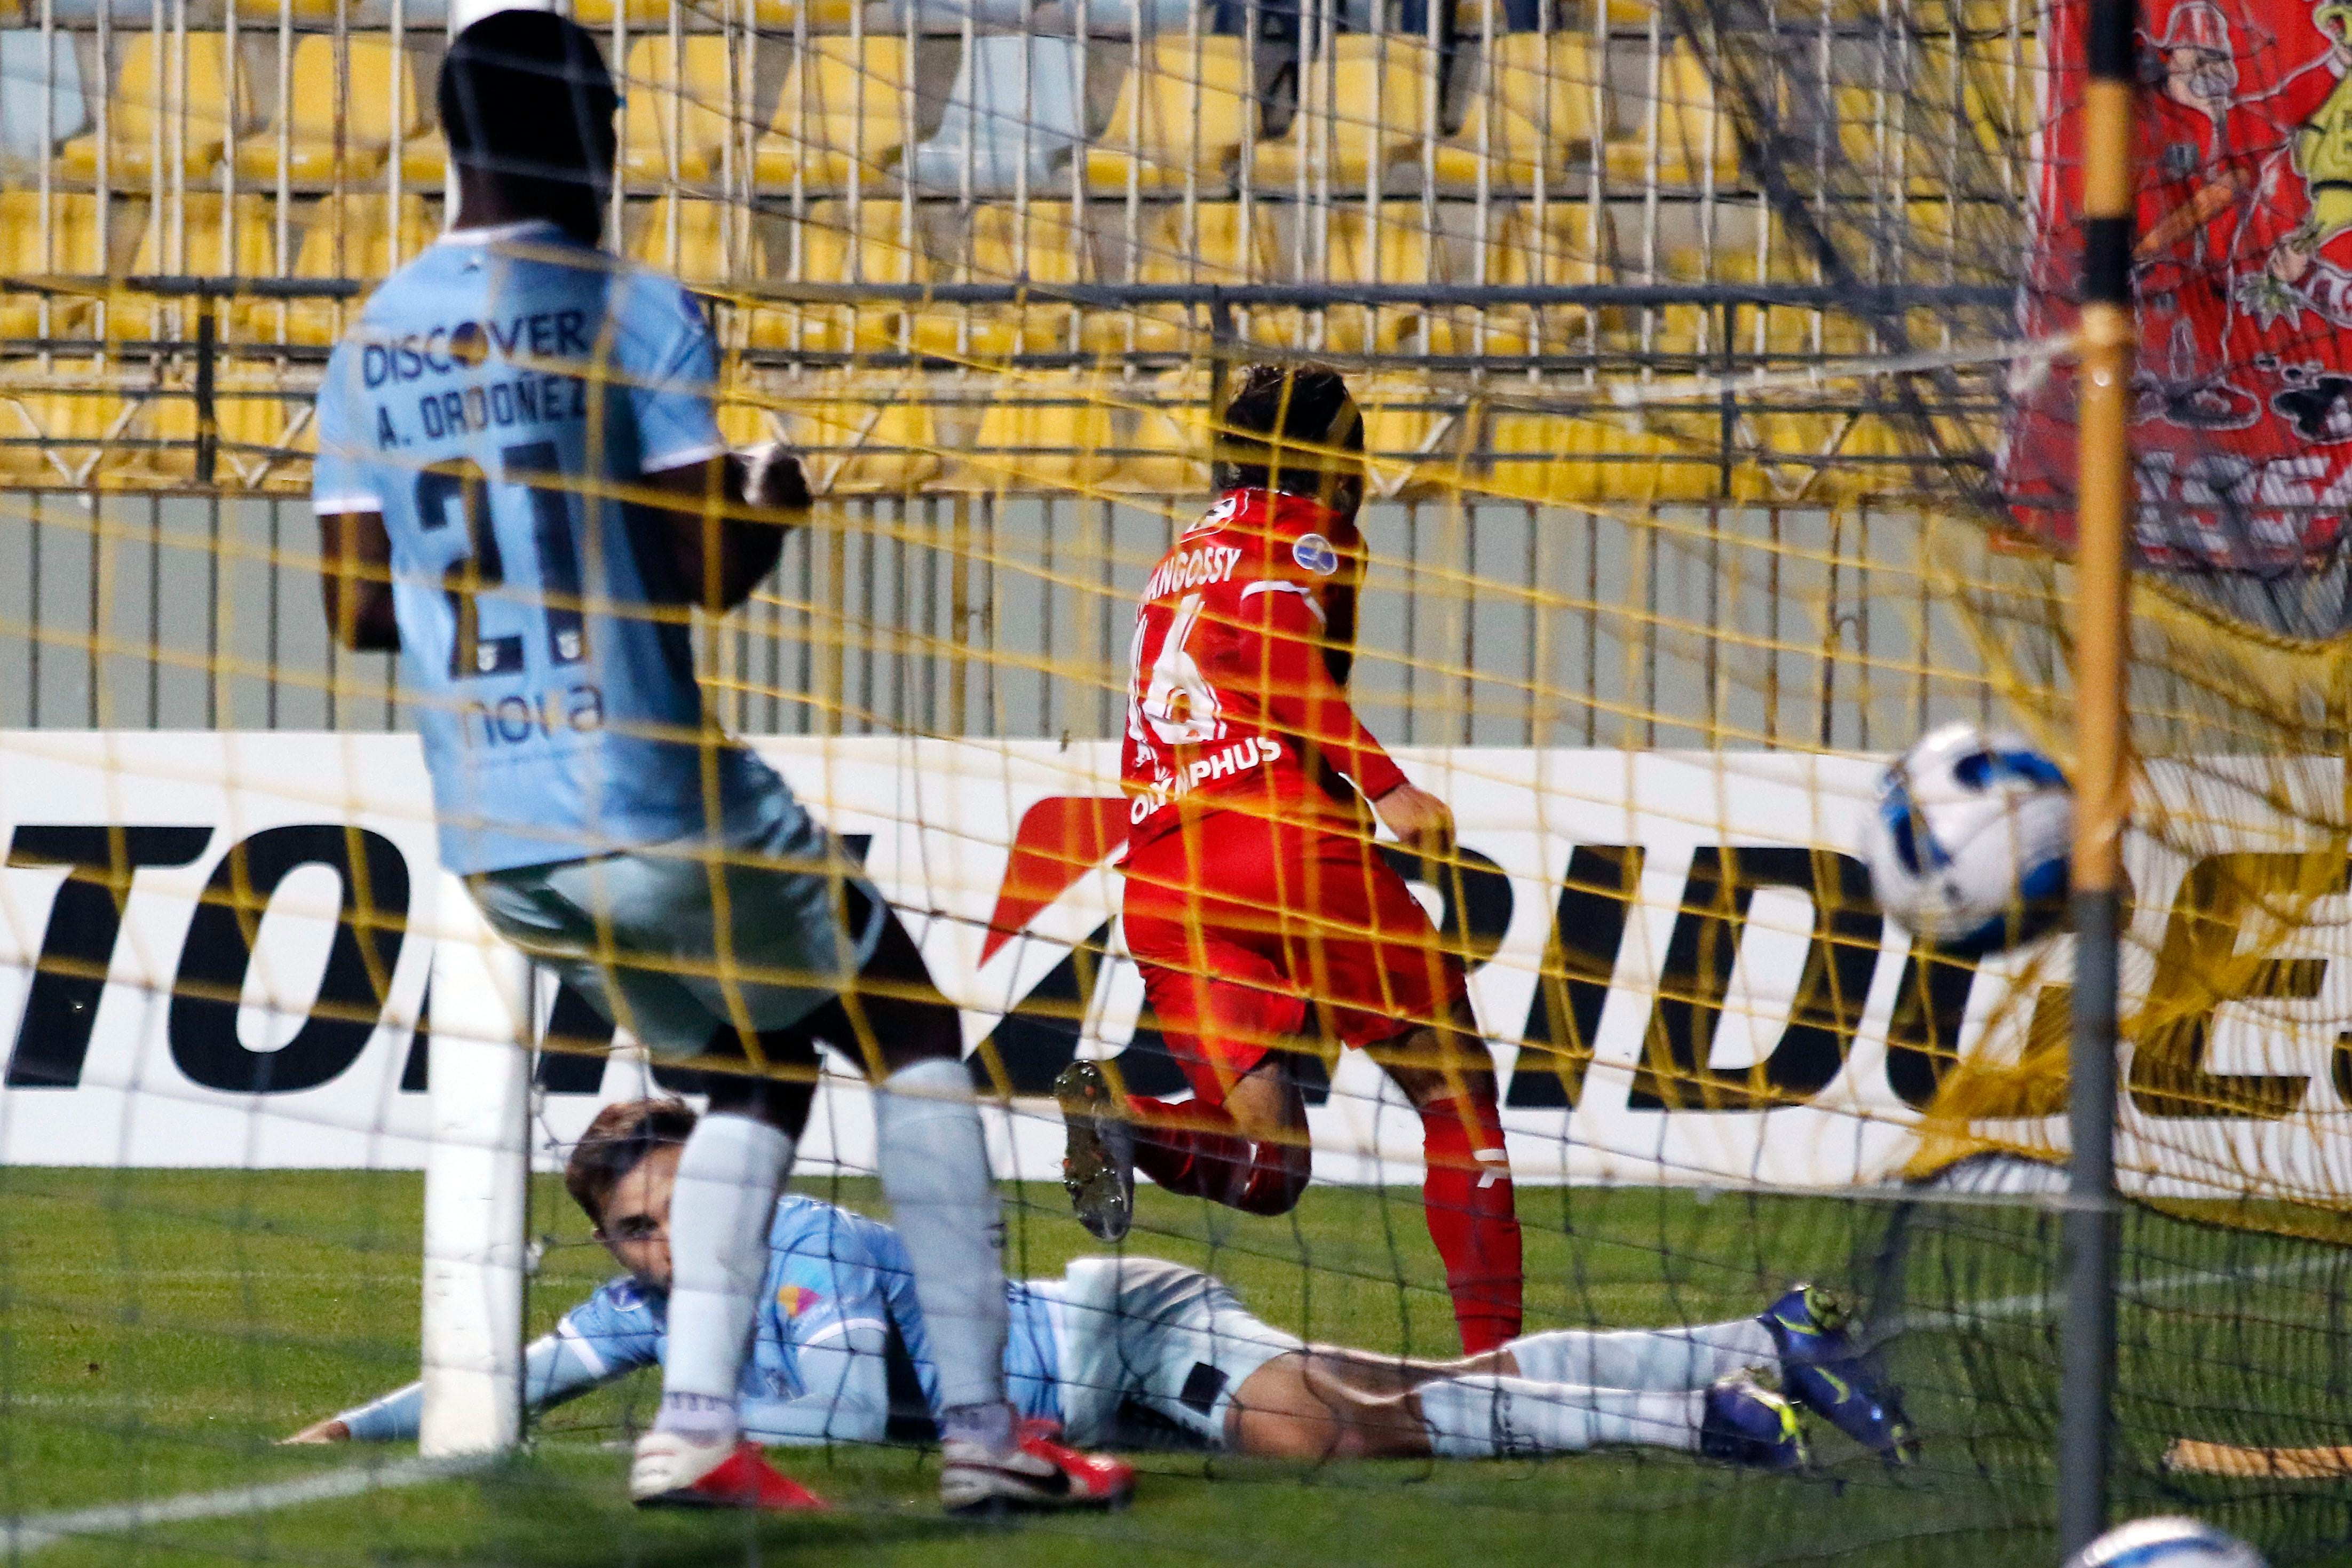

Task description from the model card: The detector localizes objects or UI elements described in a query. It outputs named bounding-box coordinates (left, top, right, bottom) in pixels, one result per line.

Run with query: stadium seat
left=630, top=194, right=744, bottom=284
left=1246, top=34, right=1440, bottom=191
left=578, top=0, right=855, bottom=20
left=0, top=384, right=123, bottom=484
left=951, top=374, right=1117, bottom=490
left=620, top=34, right=734, bottom=188
left=1474, top=200, right=1613, bottom=353
left=755, top=199, right=930, bottom=351
left=1084, top=36, right=1255, bottom=193
left=1432, top=31, right=1598, bottom=191
left=1319, top=203, right=1447, bottom=352
left=949, top=201, right=1106, bottom=357
left=266, top=192, right=435, bottom=345
left=754, top=37, right=912, bottom=192
left=399, top=128, right=445, bottom=186
left=1105, top=370, right=1210, bottom=496
left=776, top=376, right=943, bottom=492
left=235, top=35, right=420, bottom=186
left=1487, top=408, right=1755, bottom=506
left=0, top=192, right=106, bottom=340
left=1604, top=39, right=1739, bottom=188
left=1120, top=199, right=1277, bottom=348
left=113, top=192, right=275, bottom=341
left=908, top=36, right=1083, bottom=197
left=126, top=373, right=297, bottom=482
left=1356, top=372, right=1455, bottom=496
left=0, top=31, right=87, bottom=171
left=59, top=31, right=247, bottom=183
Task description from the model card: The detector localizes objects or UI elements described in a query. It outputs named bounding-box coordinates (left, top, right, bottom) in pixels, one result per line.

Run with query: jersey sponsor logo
left=1183, top=494, right=1241, bottom=536
left=359, top=309, right=592, bottom=387
left=777, top=1284, right=825, bottom=1318
left=1292, top=533, right=1341, bottom=576
left=1125, top=735, right=1285, bottom=822
left=1141, top=544, right=1243, bottom=603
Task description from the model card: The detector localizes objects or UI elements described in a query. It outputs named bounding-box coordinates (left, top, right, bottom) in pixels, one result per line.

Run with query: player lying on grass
left=310, top=12, right=1117, bottom=1514
left=1061, top=362, right=1523, bottom=1356
left=290, top=1098, right=1915, bottom=1469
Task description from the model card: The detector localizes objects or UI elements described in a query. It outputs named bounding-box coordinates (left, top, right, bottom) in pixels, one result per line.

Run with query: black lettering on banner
left=1883, top=945, right=1981, bottom=1108
left=536, top=983, right=616, bottom=1093
left=169, top=825, right=410, bottom=1093
left=399, top=979, right=432, bottom=1091
left=1628, top=846, right=1881, bottom=1112
left=3, top=826, right=213, bottom=1087
left=1508, top=845, right=1644, bottom=1110
left=1376, top=844, right=1515, bottom=973
left=2131, top=851, right=2331, bottom=1119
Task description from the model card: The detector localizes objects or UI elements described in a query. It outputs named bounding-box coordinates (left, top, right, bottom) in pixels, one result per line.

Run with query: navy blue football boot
left=1697, top=1375, right=1809, bottom=1471
left=1759, top=1284, right=1918, bottom=1464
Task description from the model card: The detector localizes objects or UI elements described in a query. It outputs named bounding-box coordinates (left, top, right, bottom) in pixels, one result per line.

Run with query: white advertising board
left=2, top=731, right=2347, bottom=1195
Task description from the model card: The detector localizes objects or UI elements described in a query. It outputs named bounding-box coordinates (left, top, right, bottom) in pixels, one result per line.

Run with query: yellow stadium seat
left=0, top=193, right=107, bottom=339
left=631, top=194, right=743, bottom=284
left=577, top=0, right=856, bottom=21
left=754, top=38, right=913, bottom=192
left=1084, top=36, right=1255, bottom=193
left=1105, top=371, right=1211, bottom=496
left=0, top=385, right=124, bottom=484
left=1097, top=200, right=1270, bottom=352
left=1472, top=200, right=1612, bottom=354
left=265, top=193, right=435, bottom=346
left=1247, top=35, right=1439, bottom=191
left=399, top=128, right=445, bottom=186
left=952, top=376, right=1118, bottom=492
left=235, top=35, right=421, bottom=187
left=620, top=35, right=735, bottom=188
left=1487, top=408, right=1753, bottom=506
left=948, top=201, right=1108, bottom=358
left=1320, top=204, right=1447, bottom=352
left=715, top=393, right=776, bottom=448
left=754, top=200, right=930, bottom=351
left=112, top=192, right=275, bottom=342
left=1432, top=32, right=1598, bottom=191
left=778, top=378, right=943, bottom=493
left=59, top=31, right=248, bottom=183
left=1356, top=373, right=1457, bottom=496
left=1605, top=41, right=1739, bottom=188
left=125, top=374, right=295, bottom=482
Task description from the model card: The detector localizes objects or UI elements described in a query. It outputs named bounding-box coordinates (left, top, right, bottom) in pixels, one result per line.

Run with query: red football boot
left=630, top=1432, right=828, bottom=1512
left=938, top=1417, right=1136, bottom=1514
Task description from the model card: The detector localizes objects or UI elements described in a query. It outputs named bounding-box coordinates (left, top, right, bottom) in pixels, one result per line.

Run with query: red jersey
left=1119, top=488, right=1407, bottom=855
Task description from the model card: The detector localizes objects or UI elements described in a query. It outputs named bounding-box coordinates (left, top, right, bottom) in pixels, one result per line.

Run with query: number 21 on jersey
left=1129, top=591, right=1223, bottom=747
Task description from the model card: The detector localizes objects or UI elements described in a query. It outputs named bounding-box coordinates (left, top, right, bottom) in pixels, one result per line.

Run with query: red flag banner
left=2004, top=0, right=2352, bottom=566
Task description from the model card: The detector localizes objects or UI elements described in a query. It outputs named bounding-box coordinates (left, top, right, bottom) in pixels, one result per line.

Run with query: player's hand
left=1374, top=783, right=1454, bottom=861
left=738, top=442, right=813, bottom=514
left=280, top=1419, right=351, bottom=1444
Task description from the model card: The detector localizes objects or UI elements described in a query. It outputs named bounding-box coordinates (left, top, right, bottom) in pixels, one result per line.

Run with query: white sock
left=1419, top=1376, right=1703, bottom=1458
left=1505, top=1318, right=1776, bottom=1392
left=658, top=1113, right=795, bottom=1430
left=876, top=1058, right=1010, bottom=1422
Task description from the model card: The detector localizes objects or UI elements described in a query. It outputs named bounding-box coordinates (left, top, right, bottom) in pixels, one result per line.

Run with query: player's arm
left=737, top=1320, right=894, bottom=1447
left=633, top=445, right=812, bottom=614
left=318, top=509, right=399, bottom=653
left=283, top=1309, right=653, bottom=1443
left=1236, top=583, right=1453, bottom=857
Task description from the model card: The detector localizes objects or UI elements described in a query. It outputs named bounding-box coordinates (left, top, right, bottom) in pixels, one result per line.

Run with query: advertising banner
left=3, top=732, right=2346, bottom=1197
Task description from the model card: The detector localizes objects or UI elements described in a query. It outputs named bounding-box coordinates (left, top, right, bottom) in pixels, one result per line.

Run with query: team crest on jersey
left=606, top=1279, right=648, bottom=1313
left=1186, top=495, right=1241, bottom=536
left=1292, top=533, right=1341, bottom=576
left=777, top=1284, right=825, bottom=1317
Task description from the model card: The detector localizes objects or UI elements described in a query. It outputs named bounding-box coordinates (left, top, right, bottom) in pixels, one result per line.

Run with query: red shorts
left=1121, top=813, right=1469, bottom=1106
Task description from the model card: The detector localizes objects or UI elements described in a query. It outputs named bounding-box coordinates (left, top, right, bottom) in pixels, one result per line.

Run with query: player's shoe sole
left=1760, top=1283, right=1919, bottom=1464
left=1056, top=1059, right=1136, bottom=1243
left=631, top=1434, right=828, bottom=1511
left=939, top=1426, right=1136, bottom=1514
left=1697, top=1375, right=1809, bottom=1471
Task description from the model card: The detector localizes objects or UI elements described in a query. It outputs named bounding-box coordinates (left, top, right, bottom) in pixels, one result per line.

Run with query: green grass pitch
left=0, top=1161, right=2079, bottom=1567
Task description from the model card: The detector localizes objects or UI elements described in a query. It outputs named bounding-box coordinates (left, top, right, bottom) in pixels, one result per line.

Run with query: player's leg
left=1308, top=840, right=1523, bottom=1353
left=796, top=899, right=1131, bottom=1509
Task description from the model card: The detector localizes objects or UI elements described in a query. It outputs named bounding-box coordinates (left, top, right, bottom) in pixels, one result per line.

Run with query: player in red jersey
left=1056, top=363, right=1523, bottom=1355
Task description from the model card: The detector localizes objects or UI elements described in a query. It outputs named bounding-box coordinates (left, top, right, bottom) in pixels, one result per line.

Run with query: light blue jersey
left=336, top=1194, right=1065, bottom=1444
left=312, top=219, right=774, bottom=874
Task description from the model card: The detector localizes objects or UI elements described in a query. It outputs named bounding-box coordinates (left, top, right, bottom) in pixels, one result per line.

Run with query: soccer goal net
left=0, top=0, right=2349, bottom=1559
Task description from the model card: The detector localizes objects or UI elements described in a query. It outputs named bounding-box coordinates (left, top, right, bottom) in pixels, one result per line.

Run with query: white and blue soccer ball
left=2064, top=1516, right=2267, bottom=1568
left=1860, top=722, right=2074, bottom=956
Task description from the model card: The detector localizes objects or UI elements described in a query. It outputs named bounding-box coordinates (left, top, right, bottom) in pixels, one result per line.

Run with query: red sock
left=1126, top=1095, right=1307, bottom=1216
left=1419, top=1095, right=1523, bottom=1354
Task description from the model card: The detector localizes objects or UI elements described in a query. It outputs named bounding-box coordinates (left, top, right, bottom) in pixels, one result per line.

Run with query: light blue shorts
left=468, top=783, right=884, bottom=1057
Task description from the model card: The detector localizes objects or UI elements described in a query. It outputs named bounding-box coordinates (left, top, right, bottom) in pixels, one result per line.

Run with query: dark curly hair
left=1212, top=362, right=1366, bottom=504
left=564, top=1097, right=698, bottom=1228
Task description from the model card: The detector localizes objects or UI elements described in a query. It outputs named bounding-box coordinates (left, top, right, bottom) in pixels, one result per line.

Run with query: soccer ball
left=2064, top=1516, right=2267, bottom=1568
left=1860, top=722, right=2073, bottom=956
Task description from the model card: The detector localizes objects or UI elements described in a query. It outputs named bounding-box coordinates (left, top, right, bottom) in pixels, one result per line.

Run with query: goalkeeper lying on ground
left=292, top=1098, right=1911, bottom=1470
